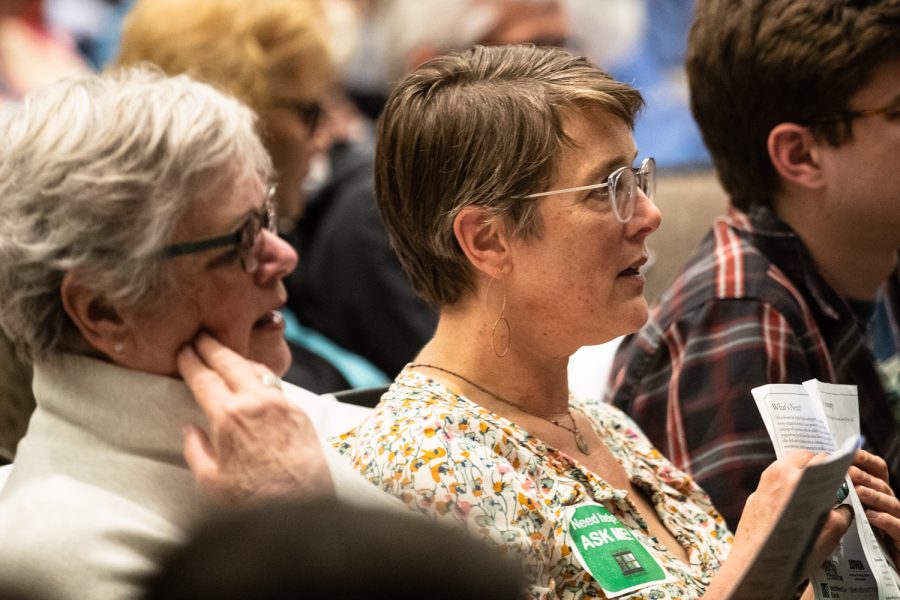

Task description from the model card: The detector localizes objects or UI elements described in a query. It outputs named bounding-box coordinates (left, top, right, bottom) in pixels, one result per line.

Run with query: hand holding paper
left=851, top=449, right=900, bottom=566
left=752, top=380, right=900, bottom=600
left=728, top=436, right=860, bottom=599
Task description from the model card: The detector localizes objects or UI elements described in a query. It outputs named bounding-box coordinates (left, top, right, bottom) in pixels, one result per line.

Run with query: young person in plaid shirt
left=609, top=0, right=900, bottom=529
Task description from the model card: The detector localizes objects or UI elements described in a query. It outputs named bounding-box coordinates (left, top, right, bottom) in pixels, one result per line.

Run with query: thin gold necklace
left=408, top=363, right=591, bottom=455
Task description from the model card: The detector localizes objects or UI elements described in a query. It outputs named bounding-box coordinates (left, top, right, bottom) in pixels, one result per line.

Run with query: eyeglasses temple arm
left=163, top=232, right=240, bottom=257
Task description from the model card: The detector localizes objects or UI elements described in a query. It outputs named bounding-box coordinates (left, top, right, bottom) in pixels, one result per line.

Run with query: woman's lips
left=617, top=256, right=649, bottom=277
left=252, top=309, right=285, bottom=331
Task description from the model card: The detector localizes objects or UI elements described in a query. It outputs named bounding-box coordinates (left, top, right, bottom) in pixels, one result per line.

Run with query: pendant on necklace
left=575, top=431, right=591, bottom=455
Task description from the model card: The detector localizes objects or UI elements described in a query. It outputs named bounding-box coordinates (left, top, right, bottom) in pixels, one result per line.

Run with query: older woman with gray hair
left=0, top=67, right=386, bottom=600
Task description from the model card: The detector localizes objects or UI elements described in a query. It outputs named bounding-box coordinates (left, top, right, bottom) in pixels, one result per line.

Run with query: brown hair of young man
left=375, top=44, right=643, bottom=307
left=687, top=0, right=900, bottom=211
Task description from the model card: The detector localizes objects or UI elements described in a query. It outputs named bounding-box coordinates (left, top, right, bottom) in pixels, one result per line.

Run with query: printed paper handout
left=751, top=380, right=900, bottom=600
left=731, top=435, right=860, bottom=599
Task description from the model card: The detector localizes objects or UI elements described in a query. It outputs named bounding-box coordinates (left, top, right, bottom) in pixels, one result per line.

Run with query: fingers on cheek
left=176, top=345, right=195, bottom=369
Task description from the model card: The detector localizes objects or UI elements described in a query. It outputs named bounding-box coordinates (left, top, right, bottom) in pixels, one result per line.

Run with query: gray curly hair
left=0, top=67, right=272, bottom=360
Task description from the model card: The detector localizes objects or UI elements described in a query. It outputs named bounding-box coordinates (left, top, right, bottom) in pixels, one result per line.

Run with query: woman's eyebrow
left=582, top=149, right=639, bottom=185
left=216, top=185, right=270, bottom=233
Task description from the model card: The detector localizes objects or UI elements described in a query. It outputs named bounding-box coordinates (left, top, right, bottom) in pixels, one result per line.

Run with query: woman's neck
left=414, top=304, right=571, bottom=419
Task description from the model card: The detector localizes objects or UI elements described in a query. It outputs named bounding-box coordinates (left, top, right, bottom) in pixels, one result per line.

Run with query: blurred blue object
left=46, top=0, right=135, bottom=69
left=607, top=0, right=711, bottom=170
left=282, top=308, right=389, bottom=389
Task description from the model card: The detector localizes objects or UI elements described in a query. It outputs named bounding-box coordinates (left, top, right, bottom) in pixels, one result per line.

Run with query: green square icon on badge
left=567, top=504, right=672, bottom=598
left=613, top=550, right=646, bottom=575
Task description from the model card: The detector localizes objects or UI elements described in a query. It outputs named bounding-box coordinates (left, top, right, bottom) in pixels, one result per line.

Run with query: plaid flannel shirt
left=608, top=205, right=900, bottom=529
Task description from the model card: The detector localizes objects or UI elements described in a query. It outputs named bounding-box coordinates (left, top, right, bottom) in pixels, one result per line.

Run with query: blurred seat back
left=333, top=385, right=390, bottom=409
left=645, top=169, right=729, bottom=302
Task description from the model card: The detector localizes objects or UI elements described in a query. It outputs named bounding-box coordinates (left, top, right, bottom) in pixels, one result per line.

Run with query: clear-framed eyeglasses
left=520, top=157, right=656, bottom=224
left=163, top=185, right=277, bottom=273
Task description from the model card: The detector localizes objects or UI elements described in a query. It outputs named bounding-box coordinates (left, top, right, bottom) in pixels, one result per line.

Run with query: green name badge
left=566, top=503, right=675, bottom=598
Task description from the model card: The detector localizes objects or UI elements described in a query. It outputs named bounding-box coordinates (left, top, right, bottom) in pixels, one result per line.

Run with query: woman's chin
left=630, top=304, right=651, bottom=333
left=593, top=302, right=650, bottom=344
left=251, top=337, right=292, bottom=377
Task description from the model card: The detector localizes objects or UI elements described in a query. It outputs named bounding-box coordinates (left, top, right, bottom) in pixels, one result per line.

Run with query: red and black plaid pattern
left=608, top=205, right=900, bottom=529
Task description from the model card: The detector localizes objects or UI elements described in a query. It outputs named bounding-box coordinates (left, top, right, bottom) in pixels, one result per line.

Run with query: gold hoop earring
left=487, top=273, right=510, bottom=358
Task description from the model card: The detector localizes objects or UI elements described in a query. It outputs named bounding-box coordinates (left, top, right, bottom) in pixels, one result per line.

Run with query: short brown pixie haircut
left=375, top=45, right=643, bottom=307
left=687, top=0, right=900, bottom=211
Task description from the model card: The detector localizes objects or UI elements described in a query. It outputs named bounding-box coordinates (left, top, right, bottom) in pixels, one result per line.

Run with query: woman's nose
left=254, top=230, right=298, bottom=283
left=627, top=188, right=662, bottom=240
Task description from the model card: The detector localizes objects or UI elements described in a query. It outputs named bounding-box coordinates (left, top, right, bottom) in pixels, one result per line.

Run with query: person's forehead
left=266, top=53, right=332, bottom=105
left=848, top=56, right=900, bottom=109
left=179, top=175, right=265, bottom=239
left=553, top=109, right=636, bottom=183
left=564, top=106, right=634, bottom=148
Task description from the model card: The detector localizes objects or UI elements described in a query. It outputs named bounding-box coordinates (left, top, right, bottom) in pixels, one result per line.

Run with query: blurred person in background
left=342, top=0, right=569, bottom=119
left=598, top=0, right=709, bottom=170
left=44, top=0, right=133, bottom=69
left=116, top=0, right=330, bottom=241
left=0, top=0, right=87, bottom=103
left=116, top=0, right=388, bottom=392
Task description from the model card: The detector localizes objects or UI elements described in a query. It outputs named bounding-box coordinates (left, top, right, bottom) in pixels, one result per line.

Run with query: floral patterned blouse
left=333, top=368, right=734, bottom=599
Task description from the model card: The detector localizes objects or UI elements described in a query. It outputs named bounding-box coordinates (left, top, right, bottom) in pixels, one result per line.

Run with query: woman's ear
left=60, top=271, right=131, bottom=358
left=768, top=123, right=825, bottom=191
left=453, top=205, right=510, bottom=278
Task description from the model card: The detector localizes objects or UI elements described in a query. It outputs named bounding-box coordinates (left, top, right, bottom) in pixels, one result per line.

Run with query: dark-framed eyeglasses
left=520, top=157, right=656, bottom=223
left=163, top=186, right=277, bottom=273
left=807, top=101, right=900, bottom=124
